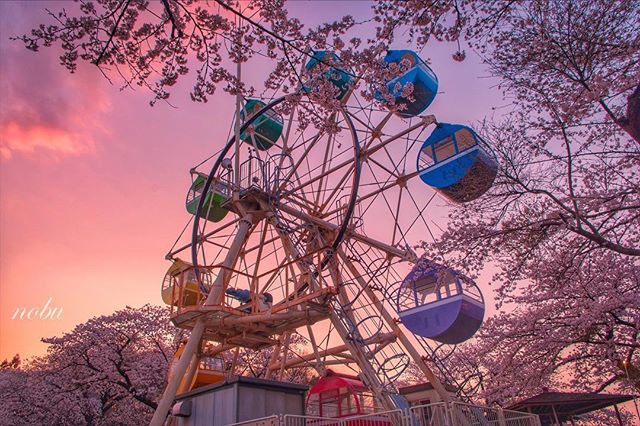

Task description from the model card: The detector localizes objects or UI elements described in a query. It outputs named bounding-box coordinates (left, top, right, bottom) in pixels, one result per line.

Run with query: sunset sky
left=0, top=1, right=502, bottom=361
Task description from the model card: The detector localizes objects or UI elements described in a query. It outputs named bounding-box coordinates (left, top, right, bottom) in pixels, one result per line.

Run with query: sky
left=0, top=1, right=503, bottom=361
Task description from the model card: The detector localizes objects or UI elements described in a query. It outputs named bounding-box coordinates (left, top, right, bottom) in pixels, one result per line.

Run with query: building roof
left=507, top=391, right=636, bottom=422
left=175, top=375, right=308, bottom=400
left=308, top=370, right=368, bottom=394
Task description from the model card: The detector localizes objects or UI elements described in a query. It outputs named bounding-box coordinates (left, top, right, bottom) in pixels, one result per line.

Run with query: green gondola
left=186, top=175, right=229, bottom=222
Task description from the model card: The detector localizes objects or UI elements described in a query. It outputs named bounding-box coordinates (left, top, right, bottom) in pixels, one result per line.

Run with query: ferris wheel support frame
left=260, top=201, right=410, bottom=414
left=156, top=77, right=445, bottom=422
left=267, top=331, right=398, bottom=370
left=247, top=175, right=399, bottom=413
left=151, top=214, right=254, bottom=426
left=156, top=98, right=364, bottom=424
left=337, top=247, right=452, bottom=404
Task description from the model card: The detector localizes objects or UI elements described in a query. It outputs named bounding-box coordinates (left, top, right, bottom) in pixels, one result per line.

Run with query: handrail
left=228, top=415, right=280, bottom=426
left=220, top=402, right=541, bottom=426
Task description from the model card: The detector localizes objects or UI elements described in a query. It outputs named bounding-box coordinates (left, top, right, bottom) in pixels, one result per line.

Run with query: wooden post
left=265, top=336, right=283, bottom=380
left=180, top=352, right=199, bottom=394
left=233, top=33, right=242, bottom=193
left=150, top=216, right=253, bottom=426
left=277, top=332, right=292, bottom=380
left=614, top=404, right=624, bottom=426
left=551, top=405, right=561, bottom=425
left=497, top=407, right=507, bottom=426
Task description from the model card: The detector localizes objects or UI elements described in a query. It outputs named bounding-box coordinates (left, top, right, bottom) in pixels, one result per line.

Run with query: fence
left=228, top=403, right=540, bottom=426
left=228, top=415, right=281, bottom=426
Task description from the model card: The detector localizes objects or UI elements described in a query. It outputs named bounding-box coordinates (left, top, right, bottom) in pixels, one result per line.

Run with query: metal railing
left=409, top=403, right=450, bottom=426
left=282, top=414, right=340, bottom=426
left=450, top=403, right=540, bottom=426
left=229, top=404, right=540, bottom=426
left=229, top=415, right=281, bottom=426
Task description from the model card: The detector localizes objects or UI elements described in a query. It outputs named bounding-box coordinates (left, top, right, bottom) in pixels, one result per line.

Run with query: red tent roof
left=309, top=370, right=368, bottom=394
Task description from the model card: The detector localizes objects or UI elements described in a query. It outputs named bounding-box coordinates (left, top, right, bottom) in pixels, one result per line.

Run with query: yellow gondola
left=161, top=259, right=210, bottom=307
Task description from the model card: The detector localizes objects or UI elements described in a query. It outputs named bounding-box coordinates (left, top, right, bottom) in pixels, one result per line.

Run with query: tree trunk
left=623, top=83, right=640, bottom=144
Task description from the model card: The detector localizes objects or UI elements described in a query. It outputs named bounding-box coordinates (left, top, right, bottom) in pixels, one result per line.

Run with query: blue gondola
left=304, top=51, right=353, bottom=101
left=396, top=258, right=484, bottom=344
left=240, top=99, right=284, bottom=150
left=417, top=123, right=498, bottom=203
left=376, top=50, right=438, bottom=118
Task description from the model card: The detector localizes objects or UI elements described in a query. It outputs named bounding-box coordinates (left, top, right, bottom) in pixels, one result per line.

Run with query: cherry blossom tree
left=15, top=0, right=639, bottom=131
left=0, top=305, right=312, bottom=424
left=14, top=0, right=364, bottom=106
left=226, top=332, right=314, bottom=384
left=0, top=354, right=20, bottom=370
left=375, top=0, right=640, bottom=144
left=388, top=0, right=640, bottom=411
left=0, top=305, right=174, bottom=425
left=14, top=0, right=640, bottom=414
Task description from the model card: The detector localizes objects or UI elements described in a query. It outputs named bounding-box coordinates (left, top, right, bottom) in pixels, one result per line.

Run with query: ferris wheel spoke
left=313, top=131, right=336, bottom=208
left=390, top=184, right=405, bottom=246
left=367, top=154, right=401, bottom=179
left=286, top=129, right=323, bottom=156
left=382, top=144, right=405, bottom=176
left=355, top=170, right=422, bottom=215
left=363, top=163, right=408, bottom=250
left=368, top=115, right=434, bottom=158
left=248, top=221, right=269, bottom=298
left=317, top=168, right=355, bottom=216
left=255, top=226, right=287, bottom=294
left=361, top=112, right=394, bottom=151
left=286, top=139, right=353, bottom=189
left=294, top=170, right=355, bottom=216
left=279, top=104, right=298, bottom=151
left=404, top=188, right=438, bottom=241
left=279, top=131, right=325, bottom=192
left=351, top=95, right=378, bottom=137
left=260, top=223, right=312, bottom=298
left=283, top=156, right=354, bottom=202
left=401, top=127, right=420, bottom=175
left=282, top=191, right=319, bottom=213
left=283, top=122, right=350, bottom=204
left=346, top=107, right=377, bottom=135
left=357, top=161, right=397, bottom=219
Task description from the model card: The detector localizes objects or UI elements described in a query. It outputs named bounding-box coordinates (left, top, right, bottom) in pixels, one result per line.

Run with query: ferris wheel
left=158, top=49, right=497, bottom=415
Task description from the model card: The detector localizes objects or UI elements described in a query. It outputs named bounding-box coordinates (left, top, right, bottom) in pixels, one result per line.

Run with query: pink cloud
left=0, top=3, right=111, bottom=160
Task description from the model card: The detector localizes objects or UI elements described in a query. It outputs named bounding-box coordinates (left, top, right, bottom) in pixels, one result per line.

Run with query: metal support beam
left=151, top=215, right=253, bottom=426
left=338, top=248, right=451, bottom=404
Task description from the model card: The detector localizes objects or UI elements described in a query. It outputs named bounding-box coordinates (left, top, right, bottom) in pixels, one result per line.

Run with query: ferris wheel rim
left=190, top=94, right=362, bottom=294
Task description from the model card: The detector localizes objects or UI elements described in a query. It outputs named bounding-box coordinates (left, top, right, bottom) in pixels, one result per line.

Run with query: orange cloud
left=0, top=121, right=96, bottom=160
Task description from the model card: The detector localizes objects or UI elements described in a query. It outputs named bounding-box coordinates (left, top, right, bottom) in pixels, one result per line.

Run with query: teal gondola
left=239, top=99, right=284, bottom=150
left=417, top=123, right=497, bottom=203
left=304, top=51, right=353, bottom=101
left=376, top=50, right=438, bottom=118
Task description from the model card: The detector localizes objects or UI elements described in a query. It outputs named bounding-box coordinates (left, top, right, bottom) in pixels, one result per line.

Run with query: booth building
left=170, top=376, right=308, bottom=426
